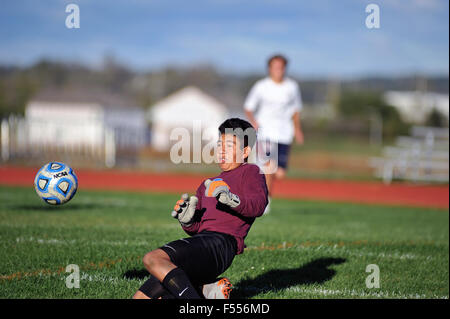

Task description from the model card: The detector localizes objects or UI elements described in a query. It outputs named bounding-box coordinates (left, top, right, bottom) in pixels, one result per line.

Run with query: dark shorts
left=138, top=231, right=237, bottom=299
left=256, top=139, right=291, bottom=169
left=160, top=231, right=237, bottom=284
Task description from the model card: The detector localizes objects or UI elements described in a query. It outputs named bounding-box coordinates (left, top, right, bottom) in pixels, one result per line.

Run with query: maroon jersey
left=182, top=163, right=268, bottom=254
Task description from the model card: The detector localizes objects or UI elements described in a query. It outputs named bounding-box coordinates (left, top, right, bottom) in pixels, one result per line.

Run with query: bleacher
left=370, top=126, right=449, bottom=184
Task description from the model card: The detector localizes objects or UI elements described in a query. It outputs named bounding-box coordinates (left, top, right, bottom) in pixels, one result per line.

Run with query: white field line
left=299, top=245, right=432, bottom=261
left=73, top=272, right=146, bottom=285
left=24, top=271, right=146, bottom=285
left=16, top=270, right=450, bottom=299
left=240, top=285, right=449, bottom=299
left=285, top=286, right=449, bottom=299
left=14, top=236, right=152, bottom=247
left=12, top=237, right=438, bottom=260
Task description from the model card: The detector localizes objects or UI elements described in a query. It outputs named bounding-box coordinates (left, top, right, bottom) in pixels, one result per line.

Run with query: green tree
left=426, top=108, right=447, bottom=128
left=336, top=90, right=409, bottom=138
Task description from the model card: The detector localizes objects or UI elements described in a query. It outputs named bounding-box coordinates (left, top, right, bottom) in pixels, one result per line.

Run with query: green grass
left=290, top=134, right=384, bottom=156
left=0, top=185, right=448, bottom=299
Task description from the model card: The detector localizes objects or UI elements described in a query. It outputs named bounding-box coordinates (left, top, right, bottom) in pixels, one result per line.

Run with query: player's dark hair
left=218, top=118, right=257, bottom=150
left=267, top=54, right=288, bottom=68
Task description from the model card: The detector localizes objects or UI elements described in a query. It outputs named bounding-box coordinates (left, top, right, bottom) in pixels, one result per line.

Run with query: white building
left=6, top=90, right=149, bottom=167
left=26, top=99, right=147, bottom=150
left=384, top=91, right=449, bottom=124
left=26, top=101, right=105, bottom=148
left=148, top=86, right=229, bottom=151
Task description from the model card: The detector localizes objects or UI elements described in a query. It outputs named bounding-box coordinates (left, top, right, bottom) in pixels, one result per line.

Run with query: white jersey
left=244, top=77, right=302, bottom=144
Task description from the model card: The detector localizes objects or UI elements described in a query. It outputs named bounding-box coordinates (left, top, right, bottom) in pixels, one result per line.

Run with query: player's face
left=216, top=134, right=248, bottom=171
left=268, top=58, right=286, bottom=83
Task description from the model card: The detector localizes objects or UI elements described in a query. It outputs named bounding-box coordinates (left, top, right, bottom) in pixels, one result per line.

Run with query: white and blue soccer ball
left=34, top=162, right=78, bottom=205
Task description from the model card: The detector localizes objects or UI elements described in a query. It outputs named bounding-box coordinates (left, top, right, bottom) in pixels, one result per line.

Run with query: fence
left=370, top=126, right=449, bottom=184
left=0, top=115, right=144, bottom=168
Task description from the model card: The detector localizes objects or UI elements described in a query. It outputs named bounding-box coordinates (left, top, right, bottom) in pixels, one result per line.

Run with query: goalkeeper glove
left=171, top=193, right=198, bottom=227
left=204, top=178, right=240, bottom=208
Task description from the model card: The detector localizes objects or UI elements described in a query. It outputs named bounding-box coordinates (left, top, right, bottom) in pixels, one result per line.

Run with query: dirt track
left=0, top=165, right=448, bottom=209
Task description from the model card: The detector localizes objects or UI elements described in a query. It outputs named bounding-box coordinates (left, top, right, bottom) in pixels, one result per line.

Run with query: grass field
left=0, top=185, right=448, bottom=299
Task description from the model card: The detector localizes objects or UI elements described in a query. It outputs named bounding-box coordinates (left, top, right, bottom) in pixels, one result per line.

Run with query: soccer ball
left=34, top=162, right=78, bottom=205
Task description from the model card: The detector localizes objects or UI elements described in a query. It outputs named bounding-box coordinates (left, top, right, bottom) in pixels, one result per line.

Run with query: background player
left=244, top=54, right=304, bottom=213
left=133, top=118, right=268, bottom=299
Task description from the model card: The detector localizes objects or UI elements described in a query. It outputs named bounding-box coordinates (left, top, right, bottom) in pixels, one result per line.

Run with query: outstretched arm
left=232, top=165, right=268, bottom=217
left=204, top=166, right=268, bottom=218
left=180, top=184, right=204, bottom=235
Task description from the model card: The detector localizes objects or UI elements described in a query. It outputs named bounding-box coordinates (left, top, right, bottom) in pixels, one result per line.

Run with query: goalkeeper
left=133, top=118, right=268, bottom=299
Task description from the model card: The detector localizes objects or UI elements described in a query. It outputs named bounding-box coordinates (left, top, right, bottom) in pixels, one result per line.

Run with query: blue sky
left=0, top=0, right=448, bottom=77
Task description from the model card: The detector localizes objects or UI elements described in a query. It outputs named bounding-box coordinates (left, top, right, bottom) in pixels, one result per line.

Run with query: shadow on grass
left=232, top=257, right=347, bottom=298
left=121, top=257, right=346, bottom=298
left=123, top=268, right=149, bottom=280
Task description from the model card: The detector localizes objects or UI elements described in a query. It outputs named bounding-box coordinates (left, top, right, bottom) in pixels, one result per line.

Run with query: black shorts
left=160, top=231, right=237, bottom=285
left=256, top=139, right=291, bottom=169
left=138, top=231, right=237, bottom=299
left=277, top=143, right=291, bottom=169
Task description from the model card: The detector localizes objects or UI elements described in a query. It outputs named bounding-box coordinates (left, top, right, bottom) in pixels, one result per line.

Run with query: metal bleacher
left=370, top=126, right=449, bottom=184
